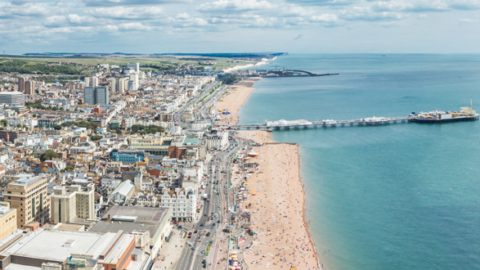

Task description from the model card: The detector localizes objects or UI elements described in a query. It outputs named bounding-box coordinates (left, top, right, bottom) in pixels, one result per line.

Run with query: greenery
left=0, top=59, right=84, bottom=75
left=40, top=150, right=58, bottom=162
left=0, top=119, right=8, bottom=127
left=90, top=135, right=103, bottom=141
left=225, top=76, right=239, bottom=84
left=54, top=125, right=62, bottom=130
left=61, top=121, right=101, bottom=130
left=131, top=125, right=165, bottom=134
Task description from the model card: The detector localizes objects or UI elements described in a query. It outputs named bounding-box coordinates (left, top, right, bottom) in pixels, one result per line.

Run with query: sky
left=1, top=0, right=480, bottom=54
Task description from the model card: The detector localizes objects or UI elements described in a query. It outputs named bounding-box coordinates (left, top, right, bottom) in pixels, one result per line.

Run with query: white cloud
left=458, top=18, right=477, bottom=23
left=417, top=13, right=428, bottom=19
left=87, top=6, right=163, bottom=19
left=341, top=6, right=405, bottom=21
left=372, top=1, right=448, bottom=12
left=199, top=0, right=274, bottom=13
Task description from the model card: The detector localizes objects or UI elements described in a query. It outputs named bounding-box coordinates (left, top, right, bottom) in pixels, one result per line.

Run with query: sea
left=238, top=54, right=480, bottom=270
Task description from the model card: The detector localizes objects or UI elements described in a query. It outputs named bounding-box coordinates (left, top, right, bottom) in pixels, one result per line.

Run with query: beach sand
left=216, top=77, right=261, bottom=126
left=217, top=80, right=321, bottom=270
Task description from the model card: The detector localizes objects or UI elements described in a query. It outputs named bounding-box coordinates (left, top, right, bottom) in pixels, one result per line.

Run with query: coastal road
left=174, top=140, right=246, bottom=270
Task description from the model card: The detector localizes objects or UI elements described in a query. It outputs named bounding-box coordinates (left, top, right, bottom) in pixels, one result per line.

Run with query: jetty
left=250, top=69, right=339, bottom=78
left=228, top=117, right=409, bottom=130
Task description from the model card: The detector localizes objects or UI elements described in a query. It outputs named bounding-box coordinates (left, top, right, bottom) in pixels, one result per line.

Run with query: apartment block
left=4, top=175, right=50, bottom=228
left=0, top=202, right=17, bottom=241
left=51, top=184, right=95, bottom=224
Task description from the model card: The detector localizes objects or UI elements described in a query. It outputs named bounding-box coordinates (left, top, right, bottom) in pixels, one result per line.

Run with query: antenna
left=471, top=97, right=473, bottom=109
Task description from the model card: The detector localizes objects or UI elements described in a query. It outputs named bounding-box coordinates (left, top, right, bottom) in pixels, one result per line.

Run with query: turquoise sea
left=238, top=54, right=480, bottom=270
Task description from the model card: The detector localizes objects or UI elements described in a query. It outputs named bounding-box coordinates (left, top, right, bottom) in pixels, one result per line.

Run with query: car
left=189, top=232, right=192, bottom=235
left=188, top=235, right=192, bottom=238
left=217, top=220, right=220, bottom=223
left=200, top=223, right=204, bottom=226
left=202, top=260, right=206, bottom=264
left=201, top=250, right=205, bottom=254
left=213, top=223, right=216, bottom=226
left=206, top=232, right=210, bottom=236
left=192, top=246, right=195, bottom=250
left=194, top=230, right=198, bottom=233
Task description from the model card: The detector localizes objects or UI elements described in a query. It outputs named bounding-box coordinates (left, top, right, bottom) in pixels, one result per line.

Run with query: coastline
left=217, top=79, right=321, bottom=269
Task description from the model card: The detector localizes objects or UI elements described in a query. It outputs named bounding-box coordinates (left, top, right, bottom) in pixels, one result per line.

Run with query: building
left=90, top=205, right=172, bottom=257
left=108, top=180, right=135, bottom=204
left=51, top=184, right=95, bottom=224
left=0, top=202, right=17, bottom=241
left=160, top=188, right=197, bottom=222
left=0, top=92, right=25, bottom=106
left=117, top=77, right=128, bottom=93
left=205, top=129, right=229, bottom=150
left=0, top=130, right=27, bottom=143
left=127, top=62, right=140, bottom=72
left=128, top=80, right=136, bottom=91
left=109, top=149, right=146, bottom=163
left=85, top=76, right=98, bottom=87
left=84, top=86, right=109, bottom=105
left=109, top=77, right=116, bottom=93
left=0, top=229, right=150, bottom=270
left=4, top=175, right=50, bottom=228
left=25, top=80, right=35, bottom=95
left=18, top=77, right=25, bottom=92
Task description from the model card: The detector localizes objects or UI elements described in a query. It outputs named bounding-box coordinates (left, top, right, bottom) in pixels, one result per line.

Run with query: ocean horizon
left=238, top=53, right=480, bottom=270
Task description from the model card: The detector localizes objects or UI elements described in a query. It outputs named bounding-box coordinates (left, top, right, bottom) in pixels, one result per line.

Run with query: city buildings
left=0, top=92, right=25, bottom=106
left=4, top=175, right=50, bottom=228
left=109, top=149, right=146, bottom=163
left=85, top=76, right=98, bottom=87
left=127, top=62, right=140, bottom=72
left=18, top=77, right=25, bottom=92
left=84, top=86, right=109, bottom=105
left=0, top=202, right=17, bottom=241
left=25, top=80, right=35, bottom=95
left=51, top=184, right=95, bottom=224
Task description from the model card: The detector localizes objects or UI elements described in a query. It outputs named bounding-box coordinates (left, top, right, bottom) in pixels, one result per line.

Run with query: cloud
left=417, top=13, right=427, bottom=19
left=0, top=3, right=51, bottom=18
left=10, top=0, right=39, bottom=5
left=449, top=0, right=480, bottom=10
left=458, top=18, right=477, bottom=23
left=293, top=34, right=302, bottom=40
left=372, top=0, right=449, bottom=12
left=44, top=14, right=96, bottom=28
left=285, top=0, right=354, bottom=6
left=87, top=6, right=163, bottom=19
left=199, top=0, right=274, bottom=13
left=341, top=6, right=405, bottom=21
left=81, top=0, right=181, bottom=7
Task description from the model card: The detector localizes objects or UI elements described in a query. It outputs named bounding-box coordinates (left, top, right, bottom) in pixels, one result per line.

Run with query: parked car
left=200, top=223, right=204, bottom=226
left=206, top=232, right=210, bottom=236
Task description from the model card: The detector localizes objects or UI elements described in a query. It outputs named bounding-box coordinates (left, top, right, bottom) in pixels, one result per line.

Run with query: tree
left=54, top=125, right=62, bottom=130
left=32, top=114, right=37, bottom=117
left=16, top=124, right=21, bottom=128
left=65, top=165, right=75, bottom=171
left=40, top=150, right=58, bottom=162
left=0, top=119, right=8, bottom=127
left=90, top=135, right=103, bottom=141
left=87, top=118, right=92, bottom=121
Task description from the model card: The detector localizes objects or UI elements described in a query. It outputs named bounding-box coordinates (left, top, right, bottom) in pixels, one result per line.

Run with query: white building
left=160, top=188, right=197, bottom=222
left=205, top=130, right=229, bottom=150
left=51, top=184, right=95, bottom=223
left=109, top=180, right=135, bottom=204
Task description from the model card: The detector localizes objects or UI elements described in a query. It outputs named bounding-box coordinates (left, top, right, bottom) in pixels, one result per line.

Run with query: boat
left=247, top=151, right=259, bottom=158
left=408, top=101, right=479, bottom=123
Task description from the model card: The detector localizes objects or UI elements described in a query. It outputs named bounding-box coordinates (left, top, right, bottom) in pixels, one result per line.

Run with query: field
left=1, top=54, right=253, bottom=73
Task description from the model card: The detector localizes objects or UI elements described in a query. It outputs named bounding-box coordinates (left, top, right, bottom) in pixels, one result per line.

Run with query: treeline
left=140, top=63, right=176, bottom=72
left=131, top=124, right=165, bottom=134
left=56, top=121, right=101, bottom=130
left=0, top=60, right=84, bottom=75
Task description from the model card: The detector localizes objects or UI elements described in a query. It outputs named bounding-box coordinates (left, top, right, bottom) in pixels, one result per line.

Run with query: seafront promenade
left=216, top=78, right=322, bottom=270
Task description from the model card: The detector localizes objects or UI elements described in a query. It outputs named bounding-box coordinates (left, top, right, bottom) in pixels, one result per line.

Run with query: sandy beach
left=217, top=80, right=321, bottom=269
left=216, top=77, right=261, bottom=126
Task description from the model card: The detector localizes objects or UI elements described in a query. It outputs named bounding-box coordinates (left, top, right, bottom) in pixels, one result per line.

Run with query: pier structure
left=229, top=117, right=409, bottom=130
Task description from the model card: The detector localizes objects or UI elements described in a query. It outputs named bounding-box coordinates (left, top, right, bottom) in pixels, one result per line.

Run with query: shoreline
left=217, top=79, right=321, bottom=269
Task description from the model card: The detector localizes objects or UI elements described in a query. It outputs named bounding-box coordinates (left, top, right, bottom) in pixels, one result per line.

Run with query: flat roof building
left=89, top=206, right=172, bottom=257
left=4, top=174, right=50, bottom=228
left=0, top=92, right=25, bottom=106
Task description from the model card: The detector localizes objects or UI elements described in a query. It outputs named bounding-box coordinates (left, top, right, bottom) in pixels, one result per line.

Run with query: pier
left=250, top=69, right=339, bottom=78
left=229, top=117, right=409, bottom=130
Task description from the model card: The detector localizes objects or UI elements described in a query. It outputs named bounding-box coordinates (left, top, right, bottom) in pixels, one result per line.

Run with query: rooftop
left=10, top=175, right=46, bottom=187
left=89, top=206, right=170, bottom=236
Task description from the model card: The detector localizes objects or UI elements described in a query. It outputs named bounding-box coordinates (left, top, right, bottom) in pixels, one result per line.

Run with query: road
left=174, top=138, right=248, bottom=270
